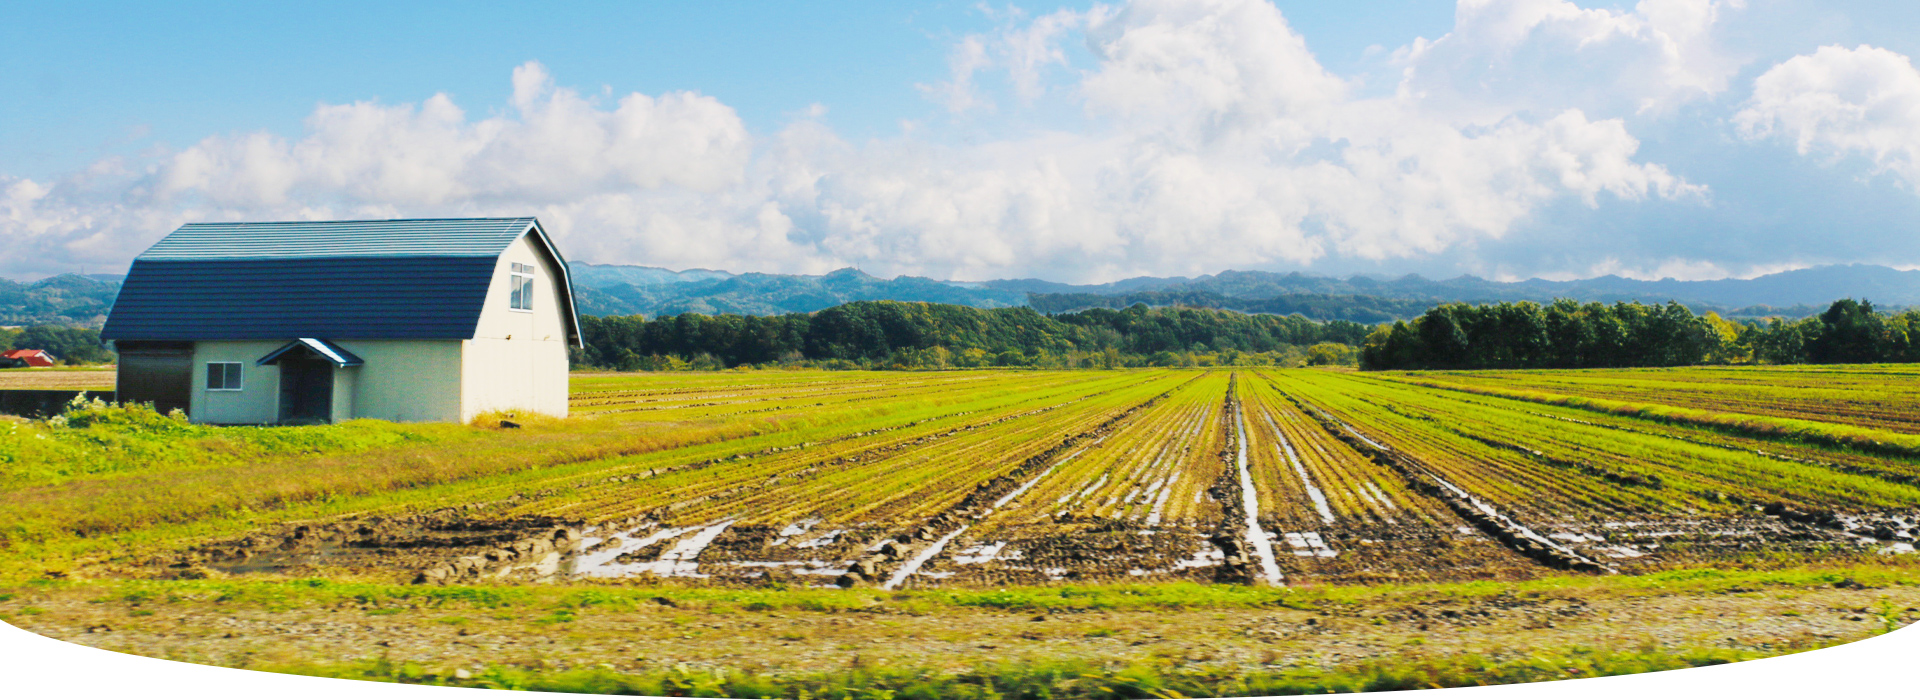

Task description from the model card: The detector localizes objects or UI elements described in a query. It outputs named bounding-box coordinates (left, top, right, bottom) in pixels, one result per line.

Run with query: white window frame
left=206, top=362, right=244, bottom=392
left=509, top=262, right=535, bottom=313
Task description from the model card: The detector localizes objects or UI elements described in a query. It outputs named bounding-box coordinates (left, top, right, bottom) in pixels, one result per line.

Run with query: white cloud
left=1397, top=0, right=1748, bottom=121
left=2, top=1, right=1709, bottom=283
left=1737, top=44, right=1920, bottom=191
left=814, top=0, right=1700, bottom=280
left=156, top=61, right=752, bottom=210
left=1080, top=0, right=1346, bottom=137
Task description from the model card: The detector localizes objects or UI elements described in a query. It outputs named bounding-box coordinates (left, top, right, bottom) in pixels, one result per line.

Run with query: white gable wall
left=461, top=234, right=571, bottom=422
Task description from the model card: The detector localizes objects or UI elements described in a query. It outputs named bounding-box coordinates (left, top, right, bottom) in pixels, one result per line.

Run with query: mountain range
left=14, top=263, right=1918, bottom=328
left=569, top=262, right=1920, bottom=321
left=0, top=274, right=124, bottom=327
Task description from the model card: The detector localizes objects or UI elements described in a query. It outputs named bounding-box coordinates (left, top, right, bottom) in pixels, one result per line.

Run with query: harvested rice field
left=5, top=367, right=1919, bottom=697
left=138, top=367, right=1920, bottom=589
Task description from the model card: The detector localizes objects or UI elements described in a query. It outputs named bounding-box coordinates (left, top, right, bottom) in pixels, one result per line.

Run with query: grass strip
left=253, top=637, right=1862, bottom=697
left=16, top=561, right=1918, bottom=617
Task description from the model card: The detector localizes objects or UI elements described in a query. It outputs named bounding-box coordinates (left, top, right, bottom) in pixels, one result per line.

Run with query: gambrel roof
left=101, top=218, right=581, bottom=347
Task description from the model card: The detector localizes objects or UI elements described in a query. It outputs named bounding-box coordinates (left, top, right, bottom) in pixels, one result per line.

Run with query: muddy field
left=138, top=502, right=1915, bottom=596
left=70, top=369, right=1910, bottom=593
left=11, top=367, right=1920, bottom=696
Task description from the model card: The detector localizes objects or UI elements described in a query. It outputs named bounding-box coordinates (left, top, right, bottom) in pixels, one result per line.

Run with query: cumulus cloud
left=158, top=62, right=752, bottom=209
left=2, top=0, right=1711, bottom=282
left=1397, top=0, right=1748, bottom=120
left=1737, top=44, right=1920, bottom=191
left=806, top=0, right=1698, bottom=279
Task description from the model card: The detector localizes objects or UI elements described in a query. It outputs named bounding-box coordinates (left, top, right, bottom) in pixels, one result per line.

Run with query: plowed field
left=177, top=367, right=1920, bottom=589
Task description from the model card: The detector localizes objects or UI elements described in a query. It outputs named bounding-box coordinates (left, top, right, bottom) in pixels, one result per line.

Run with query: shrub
left=58, top=394, right=193, bottom=433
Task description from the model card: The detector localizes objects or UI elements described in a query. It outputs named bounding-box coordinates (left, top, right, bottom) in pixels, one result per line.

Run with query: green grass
left=0, top=398, right=469, bottom=486
left=256, top=637, right=1860, bottom=697
left=17, top=561, right=1917, bottom=619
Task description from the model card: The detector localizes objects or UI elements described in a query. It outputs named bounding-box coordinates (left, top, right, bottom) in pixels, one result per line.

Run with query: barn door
left=277, top=357, right=334, bottom=424
left=116, top=342, right=193, bottom=416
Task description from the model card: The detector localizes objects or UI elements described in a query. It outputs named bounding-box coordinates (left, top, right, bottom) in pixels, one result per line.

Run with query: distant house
left=101, top=218, right=581, bottom=424
left=1, top=349, right=57, bottom=368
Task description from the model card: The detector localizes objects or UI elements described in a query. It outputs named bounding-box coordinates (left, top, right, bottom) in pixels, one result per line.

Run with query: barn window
left=510, top=262, right=535, bottom=311
left=206, top=362, right=243, bottom=391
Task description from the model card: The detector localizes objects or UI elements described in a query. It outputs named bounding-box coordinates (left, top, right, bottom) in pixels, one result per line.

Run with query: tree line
left=1359, top=298, right=1920, bottom=370
left=577, top=301, right=1371, bottom=370
left=1, top=325, right=114, bottom=365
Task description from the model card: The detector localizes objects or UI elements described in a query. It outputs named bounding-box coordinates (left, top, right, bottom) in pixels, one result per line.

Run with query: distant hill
left=566, top=262, right=1914, bottom=321
left=998, top=265, right=1920, bottom=309
left=567, top=265, right=1028, bottom=317
left=569, top=263, right=734, bottom=289
left=0, top=274, right=122, bottom=327
left=30, top=261, right=1907, bottom=327
left=1027, top=291, right=1439, bottom=324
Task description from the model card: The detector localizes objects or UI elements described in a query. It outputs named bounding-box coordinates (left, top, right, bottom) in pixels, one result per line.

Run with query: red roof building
left=2, top=349, right=56, bottom=368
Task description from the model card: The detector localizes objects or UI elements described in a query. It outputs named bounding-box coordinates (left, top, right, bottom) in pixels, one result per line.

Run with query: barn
left=101, top=218, right=581, bottom=424
left=1, top=349, right=57, bottom=368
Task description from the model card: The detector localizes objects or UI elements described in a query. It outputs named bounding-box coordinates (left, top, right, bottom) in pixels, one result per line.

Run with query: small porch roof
left=256, top=338, right=364, bottom=367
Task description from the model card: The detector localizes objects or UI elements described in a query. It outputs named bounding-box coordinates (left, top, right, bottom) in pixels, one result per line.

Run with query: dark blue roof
left=102, top=218, right=581, bottom=345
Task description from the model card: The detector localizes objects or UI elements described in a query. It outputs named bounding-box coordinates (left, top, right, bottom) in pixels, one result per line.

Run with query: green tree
left=1808, top=299, right=1887, bottom=364
left=1306, top=343, right=1357, bottom=366
left=16, top=325, right=112, bottom=364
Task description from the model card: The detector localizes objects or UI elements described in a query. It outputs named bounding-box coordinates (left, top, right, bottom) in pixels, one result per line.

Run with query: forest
left=1358, top=298, right=1920, bottom=370
left=577, top=301, right=1371, bottom=370
left=577, top=297, right=1920, bottom=372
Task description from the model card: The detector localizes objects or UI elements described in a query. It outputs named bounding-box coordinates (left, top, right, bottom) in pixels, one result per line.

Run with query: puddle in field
left=165, top=480, right=1920, bottom=588
left=768, top=519, right=822, bottom=547
left=1107, top=535, right=1231, bottom=578
left=1235, top=405, right=1285, bottom=585
left=952, top=542, right=1012, bottom=564
left=569, top=525, right=697, bottom=577
left=565, top=520, right=736, bottom=578
left=1172, top=542, right=1227, bottom=570
left=715, top=561, right=850, bottom=577
left=883, top=525, right=969, bottom=590
left=1281, top=532, right=1339, bottom=558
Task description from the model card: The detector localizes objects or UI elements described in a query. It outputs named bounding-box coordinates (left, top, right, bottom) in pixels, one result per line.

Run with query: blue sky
left=5, top=0, right=1920, bottom=283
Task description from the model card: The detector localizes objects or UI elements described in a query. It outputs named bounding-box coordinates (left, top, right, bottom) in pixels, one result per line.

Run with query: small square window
left=206, top=362, right=243, bottom=391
